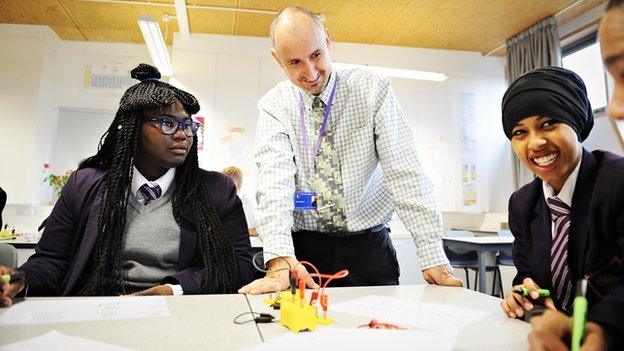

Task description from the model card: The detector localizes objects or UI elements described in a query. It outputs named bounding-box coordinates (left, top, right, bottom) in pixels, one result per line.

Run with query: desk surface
left=442, top=236, right=514, bottom=244
left=0, top=295, right=261, bottom=350
left=247, top=285, right=529, bottom=350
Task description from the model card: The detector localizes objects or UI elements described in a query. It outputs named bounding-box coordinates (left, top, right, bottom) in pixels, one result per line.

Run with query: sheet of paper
left=0, top=296, right=169, bottom=326
left=0, top=330, right=135, bottom=351
left=330, top=295, right=491, bottom=332
left=244, top=328, right=456, bottom=351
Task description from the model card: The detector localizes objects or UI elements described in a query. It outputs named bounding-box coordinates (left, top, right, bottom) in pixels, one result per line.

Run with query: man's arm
left=239, top=101, right=317, bottom=294
left=371, top=78, right=459, bottom=286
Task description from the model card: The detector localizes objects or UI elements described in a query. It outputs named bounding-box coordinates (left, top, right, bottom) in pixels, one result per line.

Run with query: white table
left=0, top=295, right=262, bottom=350
left=442, top=236, right=514, bottom=293
left=246, top=285, right=529, bottom=350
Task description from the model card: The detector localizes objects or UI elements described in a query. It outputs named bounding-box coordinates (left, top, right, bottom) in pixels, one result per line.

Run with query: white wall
left=0, top=24, right=511, bottom=214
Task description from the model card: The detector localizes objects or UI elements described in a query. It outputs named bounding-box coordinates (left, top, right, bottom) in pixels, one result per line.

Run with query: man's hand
left=501, top=277, right=556, bottom=318
left=130, top=284, right=174, bottom=296
left=238, top=256, right=319, bottom=295
left=0, top=266, right=26, bottom=307
left=528, top=310, right=606, bottom=351
left=422, top=264, right=463, bottom=287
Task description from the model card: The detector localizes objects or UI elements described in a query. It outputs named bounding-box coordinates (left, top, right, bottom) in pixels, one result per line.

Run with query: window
left=562, top=33, right=608, bottom=113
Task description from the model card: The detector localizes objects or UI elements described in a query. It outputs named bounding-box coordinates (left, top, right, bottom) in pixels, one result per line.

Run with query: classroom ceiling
left=0, top=0, right=607, bottom=55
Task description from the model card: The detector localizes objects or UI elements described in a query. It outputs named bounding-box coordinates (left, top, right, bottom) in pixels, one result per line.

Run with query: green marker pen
left=1, top=272, right=25, bottom=283
left=571, top=279, right=588, bottom=351
left=515, top=287, right=551, bottom=297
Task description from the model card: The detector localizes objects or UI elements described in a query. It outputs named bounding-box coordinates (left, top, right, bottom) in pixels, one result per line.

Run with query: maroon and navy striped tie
left=139, top=183, right=162, bottom=205
left=546, top=197, right=574, bottom=312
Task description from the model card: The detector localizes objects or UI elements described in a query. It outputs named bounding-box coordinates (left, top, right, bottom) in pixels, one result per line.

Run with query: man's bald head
left=270, top=6, right=325, bottom=50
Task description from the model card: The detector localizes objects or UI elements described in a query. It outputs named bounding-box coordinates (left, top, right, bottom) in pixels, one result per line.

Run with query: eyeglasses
left=143, top=116, right=201, bottom=137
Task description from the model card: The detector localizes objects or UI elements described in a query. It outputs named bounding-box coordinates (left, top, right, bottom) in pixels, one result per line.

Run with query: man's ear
left=271, top=49, right=284, bottom=69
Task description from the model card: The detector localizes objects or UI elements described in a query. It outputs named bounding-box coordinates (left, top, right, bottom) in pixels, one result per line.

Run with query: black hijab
left=501, top=66, right=593, bottom=141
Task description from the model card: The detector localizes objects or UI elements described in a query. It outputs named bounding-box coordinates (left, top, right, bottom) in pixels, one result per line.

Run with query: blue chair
left=444, top=230, right=503, bottom=297
left=496, top=230, right=514, bottom=266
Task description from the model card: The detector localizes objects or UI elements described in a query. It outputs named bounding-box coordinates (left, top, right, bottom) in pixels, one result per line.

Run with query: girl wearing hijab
left=499, top=67, right=624, bottom=343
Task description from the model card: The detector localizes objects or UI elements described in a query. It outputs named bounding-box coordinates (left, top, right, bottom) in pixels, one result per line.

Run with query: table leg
left=478, top=249, right=487, bottom=293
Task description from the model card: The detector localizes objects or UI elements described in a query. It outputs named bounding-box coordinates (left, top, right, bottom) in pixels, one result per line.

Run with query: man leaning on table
left=239, top=6, right=461, bottom=294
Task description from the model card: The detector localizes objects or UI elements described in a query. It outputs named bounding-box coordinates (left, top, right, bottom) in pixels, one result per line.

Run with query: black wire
left=233, top=311, right=264, bottom=324
left=252, top=250, right=293, bottom=273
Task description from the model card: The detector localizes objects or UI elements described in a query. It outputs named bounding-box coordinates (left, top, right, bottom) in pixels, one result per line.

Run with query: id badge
left=294, top=192, right=317, bottom=211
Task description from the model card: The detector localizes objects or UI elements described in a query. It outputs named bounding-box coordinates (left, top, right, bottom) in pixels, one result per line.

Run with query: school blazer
left=509, top=149, right=624, bottom=334
left=19, top=167, right=255, bottom=295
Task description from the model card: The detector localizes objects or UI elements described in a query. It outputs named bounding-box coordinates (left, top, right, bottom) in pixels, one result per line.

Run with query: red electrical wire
left=358, top=319, right=406, bottom=330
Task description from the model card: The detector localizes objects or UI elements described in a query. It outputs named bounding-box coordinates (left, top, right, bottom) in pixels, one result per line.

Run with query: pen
left=514, top=287, right=551, bottom=297
left=571, top=279, right=588, bottom=351
left=1, top=272, right=25, bottom=283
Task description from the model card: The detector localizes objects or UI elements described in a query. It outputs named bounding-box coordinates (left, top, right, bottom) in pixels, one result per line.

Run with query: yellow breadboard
left=265, top=291, right=334, bottom=333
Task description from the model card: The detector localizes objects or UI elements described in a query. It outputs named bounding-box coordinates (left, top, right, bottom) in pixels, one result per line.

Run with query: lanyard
left=299, top=77, right=339, bottom=169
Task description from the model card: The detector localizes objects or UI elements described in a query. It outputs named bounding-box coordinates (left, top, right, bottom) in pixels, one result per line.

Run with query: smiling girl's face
left=511, top=115, right=582, bottom=193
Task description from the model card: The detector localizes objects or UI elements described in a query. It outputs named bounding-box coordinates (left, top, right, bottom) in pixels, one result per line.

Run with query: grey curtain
left=506, top=16, right=561, bottom=189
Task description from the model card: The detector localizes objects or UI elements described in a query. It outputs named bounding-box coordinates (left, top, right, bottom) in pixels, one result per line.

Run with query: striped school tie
left=139, top=183, right=162, bottom=205
left=546, top=197, right=574, bottom=312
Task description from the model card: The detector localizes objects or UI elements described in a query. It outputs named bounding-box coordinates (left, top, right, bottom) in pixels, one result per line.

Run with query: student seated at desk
left=498, top=66, right=624, bottom=348
left=526, top=2, right=624, bottom=350
left=0, top=64, right=254, bottom=306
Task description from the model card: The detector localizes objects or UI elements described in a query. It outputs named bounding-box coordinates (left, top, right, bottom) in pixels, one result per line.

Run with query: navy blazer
left=19, top=167, right=255, bottom=295
left=509, top=149, right=624, bottom=334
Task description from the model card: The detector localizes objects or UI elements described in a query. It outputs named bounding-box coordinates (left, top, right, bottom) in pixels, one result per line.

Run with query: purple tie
left=546, top=197, right=574, bottom=312
left=139, top=183, right=162, bottom=205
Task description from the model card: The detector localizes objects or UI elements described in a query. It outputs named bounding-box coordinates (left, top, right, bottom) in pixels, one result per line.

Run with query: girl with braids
left=0, top=63, right=254, bottom=305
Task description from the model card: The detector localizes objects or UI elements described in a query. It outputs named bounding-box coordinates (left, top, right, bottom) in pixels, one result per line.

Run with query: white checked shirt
left=255, top=68, right=449, bottom=269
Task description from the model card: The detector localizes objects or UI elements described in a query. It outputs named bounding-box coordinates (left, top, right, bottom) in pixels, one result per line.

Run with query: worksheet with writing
left=330, top=295, right=491, bottom=331
left=0, top=296, right=169, bottom=325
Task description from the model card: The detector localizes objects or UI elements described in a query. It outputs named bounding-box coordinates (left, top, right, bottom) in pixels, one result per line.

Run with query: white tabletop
left=0, top=294, right=262, bottom=350
left=442, top=236, right=514, bottom=245
left=246, top=285, right=529, bottom=350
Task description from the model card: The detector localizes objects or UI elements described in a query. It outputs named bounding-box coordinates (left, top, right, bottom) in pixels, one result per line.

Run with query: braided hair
left=78, top=63, right=239, bottom=295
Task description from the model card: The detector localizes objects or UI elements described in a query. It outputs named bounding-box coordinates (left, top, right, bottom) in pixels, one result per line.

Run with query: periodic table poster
left=80, top=54, right=143, bottom=99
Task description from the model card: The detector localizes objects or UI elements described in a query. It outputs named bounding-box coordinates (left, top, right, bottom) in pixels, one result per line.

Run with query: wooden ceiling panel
left=187, top=8, right=236, bottom=35
left=80, top=27, right=143, bottom=42
left=372, top=0, right=574, bottom=52
left=235, top=0, right=413, bottom=43
left=0, top=0, right=609, bottom=54
left=0, top=0, right=74, bottom=26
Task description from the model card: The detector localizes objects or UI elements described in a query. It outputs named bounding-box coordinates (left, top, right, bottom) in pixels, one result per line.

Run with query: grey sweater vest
left=121, top=187, right=181, bottom=291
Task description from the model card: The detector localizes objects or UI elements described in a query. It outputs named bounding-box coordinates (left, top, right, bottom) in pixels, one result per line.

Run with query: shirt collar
left=299, top=69, right=337, bottom=108
left=131, top=166, right=176, bottom=198
left=541, top=155, right=582, bottom=207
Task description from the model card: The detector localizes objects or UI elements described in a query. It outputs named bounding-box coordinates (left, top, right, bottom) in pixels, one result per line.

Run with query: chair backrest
left=444, top=230, right=477, bottom=260
left=0, top=243, right=18, bottom=268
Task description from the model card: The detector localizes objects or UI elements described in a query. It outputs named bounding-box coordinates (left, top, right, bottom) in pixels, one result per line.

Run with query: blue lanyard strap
left=298, top=76, right=339, bottom=169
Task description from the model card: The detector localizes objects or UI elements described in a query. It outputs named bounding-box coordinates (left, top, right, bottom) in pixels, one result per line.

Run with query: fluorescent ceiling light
left=137, top=15, right=173, bottom=76
left=173, top=0, right=190, bottom=38
left=334, top=62, right=447, bottom=82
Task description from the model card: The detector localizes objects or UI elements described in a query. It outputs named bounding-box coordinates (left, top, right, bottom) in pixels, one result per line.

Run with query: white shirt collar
left=131, top=166, right=176, bottom=199
left=541, top=154, right=582, bottom=207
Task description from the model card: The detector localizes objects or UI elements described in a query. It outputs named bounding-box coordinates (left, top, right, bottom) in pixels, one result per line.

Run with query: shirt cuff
left=416, top=241, right=450, bottom=270
left=166, top=284, right=184, bottom=296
